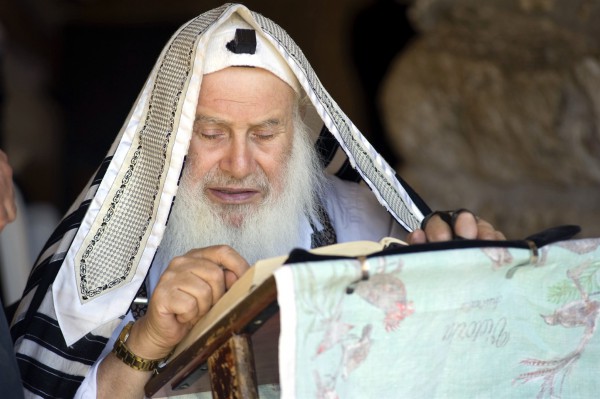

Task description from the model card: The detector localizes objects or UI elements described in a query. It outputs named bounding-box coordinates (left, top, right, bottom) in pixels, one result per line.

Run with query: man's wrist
left=112, top=322, right=172, bottom=372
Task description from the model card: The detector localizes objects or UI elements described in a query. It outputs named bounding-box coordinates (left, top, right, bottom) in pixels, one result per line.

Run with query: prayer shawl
left=10, top=3, right=430, bottom=398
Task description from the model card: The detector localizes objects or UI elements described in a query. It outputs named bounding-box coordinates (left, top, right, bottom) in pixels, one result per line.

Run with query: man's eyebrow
left=194, top=114, right=227, bottom=125
left=254, top=118, right=283, bottom=128
left=195, top=115, right=285, bottom=129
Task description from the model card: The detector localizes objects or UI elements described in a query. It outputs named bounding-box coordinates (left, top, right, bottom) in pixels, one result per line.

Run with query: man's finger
left=161, top=257, right=227, bottom=308
left=475, top=218, right=501, bottom=240
left=185, top=245, right=250, bottom=281
left=452, top=211, right=478, bottom=239
left=407, top=229, right=426, bottom=245
left=423, top=214, right=453, bottom=242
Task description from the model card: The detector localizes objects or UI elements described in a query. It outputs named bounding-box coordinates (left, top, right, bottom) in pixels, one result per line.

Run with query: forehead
left=197, top=67, right=296, bottom=121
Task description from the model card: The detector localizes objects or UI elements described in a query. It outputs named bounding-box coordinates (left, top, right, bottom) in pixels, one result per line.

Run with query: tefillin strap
left=310, top=199, right=337, bottom=248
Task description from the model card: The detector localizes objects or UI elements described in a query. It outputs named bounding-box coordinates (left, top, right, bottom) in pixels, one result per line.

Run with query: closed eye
left=251, top=119, right=285, bottom=141
left=194, top=114, right=228, bottom=140
left=252, top=131, right=277, bottom=141
left=200, top=130, right=226, bottom=140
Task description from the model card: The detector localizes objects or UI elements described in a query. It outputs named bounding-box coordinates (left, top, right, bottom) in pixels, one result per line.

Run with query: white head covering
left=203, top=14, right=301, bottom=93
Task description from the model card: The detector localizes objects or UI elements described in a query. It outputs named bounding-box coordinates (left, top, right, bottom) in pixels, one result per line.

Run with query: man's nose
left=220, top=136, right=254, bottom=179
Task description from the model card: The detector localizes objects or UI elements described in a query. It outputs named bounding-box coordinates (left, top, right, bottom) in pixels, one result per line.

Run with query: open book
left=145, top=236, right=407, bottom=397
left=169, top=236, right=407, bottom=360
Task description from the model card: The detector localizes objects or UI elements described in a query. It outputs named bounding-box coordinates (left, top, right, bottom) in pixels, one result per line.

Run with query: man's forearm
left=97, top=320, right=172, bottom=399
left=97, top=352, right=153, bottom=399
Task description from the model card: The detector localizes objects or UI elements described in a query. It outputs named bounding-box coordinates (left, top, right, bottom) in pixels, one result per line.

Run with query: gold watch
left=112, top=321, right=170, bottom=372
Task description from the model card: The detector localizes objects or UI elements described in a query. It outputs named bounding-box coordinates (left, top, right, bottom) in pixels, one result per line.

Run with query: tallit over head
left=11, top=4, right=430, bottom=396
left=203, top=13, right=301, bottom=93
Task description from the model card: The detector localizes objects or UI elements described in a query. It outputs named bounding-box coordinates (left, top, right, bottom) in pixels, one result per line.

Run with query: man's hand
left=98, top=245, right=250, bottom=398
left=128, top=245, right=250, bottom=360
left=407, top=210, right=506, bottom=244
left=0, top=150, right=16, bottom=233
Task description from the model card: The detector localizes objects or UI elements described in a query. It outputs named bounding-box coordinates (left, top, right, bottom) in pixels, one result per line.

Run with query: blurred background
left=1, top=0, right=600, bottom=305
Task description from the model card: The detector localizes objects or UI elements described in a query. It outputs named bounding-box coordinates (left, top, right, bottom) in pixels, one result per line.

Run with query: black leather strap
left=420, top=209, right=475, bottom=239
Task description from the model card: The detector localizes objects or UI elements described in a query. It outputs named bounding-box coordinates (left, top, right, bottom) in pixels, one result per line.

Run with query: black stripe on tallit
left=91, top=156, right=113, bottom=186
left=314, top=125, right=339, bottom=168
left=22, top=198, right=92, bottom=297
left=14, top=313, right=108, bottom=398
left=20, top=257, right=53, bottom=297
left=309, top=199, right=337, bottom=248
left=314, top=125, right=362, bottom=182
left=18, top=355, right=85, bottom=399
left=13, top=313, right=107, bottom=365
left=395, top=172, right=431, bottom=216
left=33, top=199, right=92, bottom=261
left=335, top=158, right=362, bottom=182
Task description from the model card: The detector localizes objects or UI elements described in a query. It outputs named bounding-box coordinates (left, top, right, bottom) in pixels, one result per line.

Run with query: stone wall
left=380, top=0, right=600, bottom=238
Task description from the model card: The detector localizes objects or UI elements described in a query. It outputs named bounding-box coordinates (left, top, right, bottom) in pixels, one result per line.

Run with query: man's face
left=188, top=67, right=296, bottom=225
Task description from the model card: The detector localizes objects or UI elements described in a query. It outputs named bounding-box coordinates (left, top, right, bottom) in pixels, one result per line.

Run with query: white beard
left=154, top=116, right=325, bottom=274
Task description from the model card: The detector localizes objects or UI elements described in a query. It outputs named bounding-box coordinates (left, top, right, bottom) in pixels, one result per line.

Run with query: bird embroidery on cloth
left=537, top=239, right=600, bottom=266
left=341, top=324, right=373, bottom=379
left=314, top=371, right=340, bottom=399
left=354, top=266, right=414, bottom=332
left=481, top=247, right=514, bottom=269
left=315, top=313, right=355, bottom=356
left=313, top=324, right=374, bottom=392
left=514, top=261, right=600, bottom=398
left=556, top=239, right=600, bottom=255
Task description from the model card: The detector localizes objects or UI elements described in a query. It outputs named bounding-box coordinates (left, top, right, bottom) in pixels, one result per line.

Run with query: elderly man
left=11, top=4, right=503, bottom=398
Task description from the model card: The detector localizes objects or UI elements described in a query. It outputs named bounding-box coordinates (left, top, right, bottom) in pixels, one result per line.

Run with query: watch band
left=112, top=321, right=170, bottom=372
